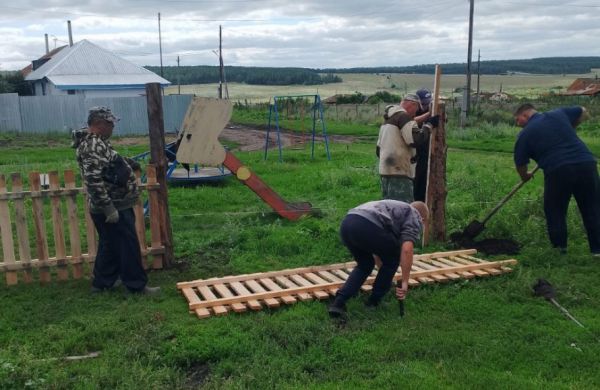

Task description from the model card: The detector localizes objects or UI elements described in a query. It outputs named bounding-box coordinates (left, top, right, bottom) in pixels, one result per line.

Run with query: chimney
left=67, top=20, right=73, bottom=46
left=44, top=33, right=49, bottom=54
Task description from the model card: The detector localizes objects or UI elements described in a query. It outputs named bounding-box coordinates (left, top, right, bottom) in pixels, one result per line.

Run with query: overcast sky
left=1, top=1, right=599, bottom=71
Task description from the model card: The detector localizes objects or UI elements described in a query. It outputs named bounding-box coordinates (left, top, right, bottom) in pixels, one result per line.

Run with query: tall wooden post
left=424, top=65, right=446, bottom=244
left=426, top=103, right=447, bottom=242
left=146, top=83, right=174, bottom=267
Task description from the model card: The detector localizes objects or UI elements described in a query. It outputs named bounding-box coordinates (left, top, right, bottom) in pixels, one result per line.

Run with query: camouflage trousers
left=380, top=176, right=414, bottom=203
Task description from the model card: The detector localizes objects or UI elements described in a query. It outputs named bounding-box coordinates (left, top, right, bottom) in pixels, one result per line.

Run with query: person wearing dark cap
left=328, top=200, right=429, bottom=318
left=72, top=107, right=160, bottom=294
left=413, top=88, right=434, bottom=201
left=376, top=94, right=439, bottom=202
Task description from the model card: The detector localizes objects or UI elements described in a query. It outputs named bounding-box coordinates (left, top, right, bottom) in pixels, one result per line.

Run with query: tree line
left=319, top=57, right=600, bottom=75
left=145, top=65, right=342, bottom=86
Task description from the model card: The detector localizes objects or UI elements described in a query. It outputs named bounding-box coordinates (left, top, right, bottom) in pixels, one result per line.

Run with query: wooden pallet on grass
left=177, top=249, right=518, bottom=319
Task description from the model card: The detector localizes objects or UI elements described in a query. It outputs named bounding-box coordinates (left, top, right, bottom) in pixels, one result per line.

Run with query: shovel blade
left=463, top=220, right=485, bottom=239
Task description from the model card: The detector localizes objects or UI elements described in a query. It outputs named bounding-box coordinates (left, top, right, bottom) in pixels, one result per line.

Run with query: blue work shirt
left=514, top=107, right=595, bottom=174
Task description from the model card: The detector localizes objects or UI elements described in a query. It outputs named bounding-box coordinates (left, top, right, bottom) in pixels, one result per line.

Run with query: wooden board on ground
left=177, top=249, right=518, bottom=319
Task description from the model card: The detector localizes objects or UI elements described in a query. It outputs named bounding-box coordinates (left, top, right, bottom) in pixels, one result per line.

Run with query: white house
left=25, top=40, right=170, bottom=97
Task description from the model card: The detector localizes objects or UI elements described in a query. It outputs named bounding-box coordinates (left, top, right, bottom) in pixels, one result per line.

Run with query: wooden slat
left=63, top=171, right=83, bottom=279
left=418, top=258, right=462, bottom=280
left=83, top=195, right=97, bottom=265
left=459, top=254, right=502, bottom=275
left=412, top=262, right=448, bottom=282
left=196, top=285, right=228, bottom=315
left=450, top=256, right=489, bottom=276
left=274, top=276, right=312, bottom=301
left=0, top=175, right=18, bottom=285
left=49, top=172, right=68, bottom=281
left=29, top=172, right=51, bottom=283
left=244, top=279, right=280, bottom=308
left=317, top=270, right=343, bottom=294
left=146, top=166, right=164, bottom=269
left=181, top=287, right=211, bottom=318
left=303, top=272, right=337, bottom=295
left=290, top=274, right=329, bottom=300
left=229, top=281, right=262, bottom=310
left=259, top=278, right=296, bottom=305
left=213, top=283, right=247, bottom=312
left=435, top=257, right=475, bottom=279
left=11, top=174, right=32, bottom=283
left=133, top=170, right=148, bottom=270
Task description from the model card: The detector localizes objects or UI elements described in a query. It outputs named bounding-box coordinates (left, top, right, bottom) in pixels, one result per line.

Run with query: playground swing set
left=265, top=94, right=331, bottom=162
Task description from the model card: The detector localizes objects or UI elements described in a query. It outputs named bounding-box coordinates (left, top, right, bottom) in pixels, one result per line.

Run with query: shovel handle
left=398, top=300, right=405, bottom=317
left=481, top=165, right=539, bottom=225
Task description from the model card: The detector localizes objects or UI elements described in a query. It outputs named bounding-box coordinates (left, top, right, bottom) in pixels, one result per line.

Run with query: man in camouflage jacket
left=73, top=106, right=159, bottom=294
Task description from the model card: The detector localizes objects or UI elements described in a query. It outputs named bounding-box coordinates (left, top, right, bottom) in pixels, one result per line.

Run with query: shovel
left=532, top=279, right=584, bottom=328
left=462, top=165, right=539, bottom=239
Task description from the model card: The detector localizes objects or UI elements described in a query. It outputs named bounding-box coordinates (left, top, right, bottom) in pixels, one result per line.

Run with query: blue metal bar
left=273, top=97, right=283, bottom=162
left=311, top=95, right=317, bottom=159
left=317, top=94, right=331, bottom=160
left=265, top=102, right=273, bottom=160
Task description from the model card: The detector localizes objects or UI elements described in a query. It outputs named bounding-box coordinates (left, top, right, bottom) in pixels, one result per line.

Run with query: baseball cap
left=416, top=88, right=432, bottom=108
left=403, top=93, right=422, bottom=106
left=87, top=106, right=119, bottom=125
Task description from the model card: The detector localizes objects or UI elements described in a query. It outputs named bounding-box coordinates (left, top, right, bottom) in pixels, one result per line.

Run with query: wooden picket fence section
left=0, top=165, right=165, bottom=286
left=177, top=249, right=518, bottom=319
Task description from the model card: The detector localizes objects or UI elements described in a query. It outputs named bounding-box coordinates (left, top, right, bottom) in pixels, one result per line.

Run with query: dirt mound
left=449, top=232, right=521, bottom=256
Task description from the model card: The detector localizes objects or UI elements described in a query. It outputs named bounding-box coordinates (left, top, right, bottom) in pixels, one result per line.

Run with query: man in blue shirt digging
left=513, top=103, right=600, bottom=256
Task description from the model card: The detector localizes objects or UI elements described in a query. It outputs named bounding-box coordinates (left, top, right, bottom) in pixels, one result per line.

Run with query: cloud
left=0, top=0, right=599, bottom=70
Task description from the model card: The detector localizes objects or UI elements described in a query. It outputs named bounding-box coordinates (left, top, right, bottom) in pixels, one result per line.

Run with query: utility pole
left=461, top=0, right=475, bottom=127
left=158, top=12, right=164, bottom=77
left=218, top=25, right=224, bottom=99
left=177, top=55, right=181, bottom=94
left=476, top=49, right=481, bottom=110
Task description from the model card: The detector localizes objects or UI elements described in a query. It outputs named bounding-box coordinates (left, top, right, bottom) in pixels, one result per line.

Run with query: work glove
left=425, top=115, right=440, bottom=128
left=105, top=209, right=119, bottom=224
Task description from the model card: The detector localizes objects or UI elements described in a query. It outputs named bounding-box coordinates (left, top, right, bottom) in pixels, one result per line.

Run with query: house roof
left=564, top=78, right=600, bottom=96
left=20, top=45, right=68, bottom=77
left=25, top=39, right=170, bottom=88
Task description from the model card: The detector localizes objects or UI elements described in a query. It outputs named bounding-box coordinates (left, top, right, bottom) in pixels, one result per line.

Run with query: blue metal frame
left=132, top=141, right=231, bottom=215
left=265, top=94, right=331, bottom=162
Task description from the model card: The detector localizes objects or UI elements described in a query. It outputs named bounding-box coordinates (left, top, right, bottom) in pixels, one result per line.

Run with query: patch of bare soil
left=221, top=124, right=357, bottom=152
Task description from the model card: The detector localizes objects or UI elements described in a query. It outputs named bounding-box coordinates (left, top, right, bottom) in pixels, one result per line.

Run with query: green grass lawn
left=1, top=120, right=600, bottom=388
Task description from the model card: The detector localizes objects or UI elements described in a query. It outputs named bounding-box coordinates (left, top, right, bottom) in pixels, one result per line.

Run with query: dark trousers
left=413, top=143, right=429, bottom=202
left=544, top=162, right=600, bottom=253
left=91, top=208, right=148, bottom=292
left=335, top=214, right=400, bottom=305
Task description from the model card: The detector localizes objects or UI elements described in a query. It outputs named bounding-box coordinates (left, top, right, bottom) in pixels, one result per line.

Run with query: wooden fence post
left=11, top=173, right=33, bottom=283
left=145, top=82, right=174, bottom=267
left=49, top=171, right=69, bottom=281
left=0, top=174, right=18, bottom=285
left=425, top=103, right=448, bottom=242
left=29, top=172, right=51, bottom=283
left=64, top=170, right=83, bottom=279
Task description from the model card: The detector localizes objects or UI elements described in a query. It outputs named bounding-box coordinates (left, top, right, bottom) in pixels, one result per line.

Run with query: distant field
left=165, top=72, right=596, bottom=102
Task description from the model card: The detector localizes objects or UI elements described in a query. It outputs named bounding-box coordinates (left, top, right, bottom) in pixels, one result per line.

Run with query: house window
left=67, top=90, right=76, bottom=95
left=41, top=83, right=46, bottom=96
